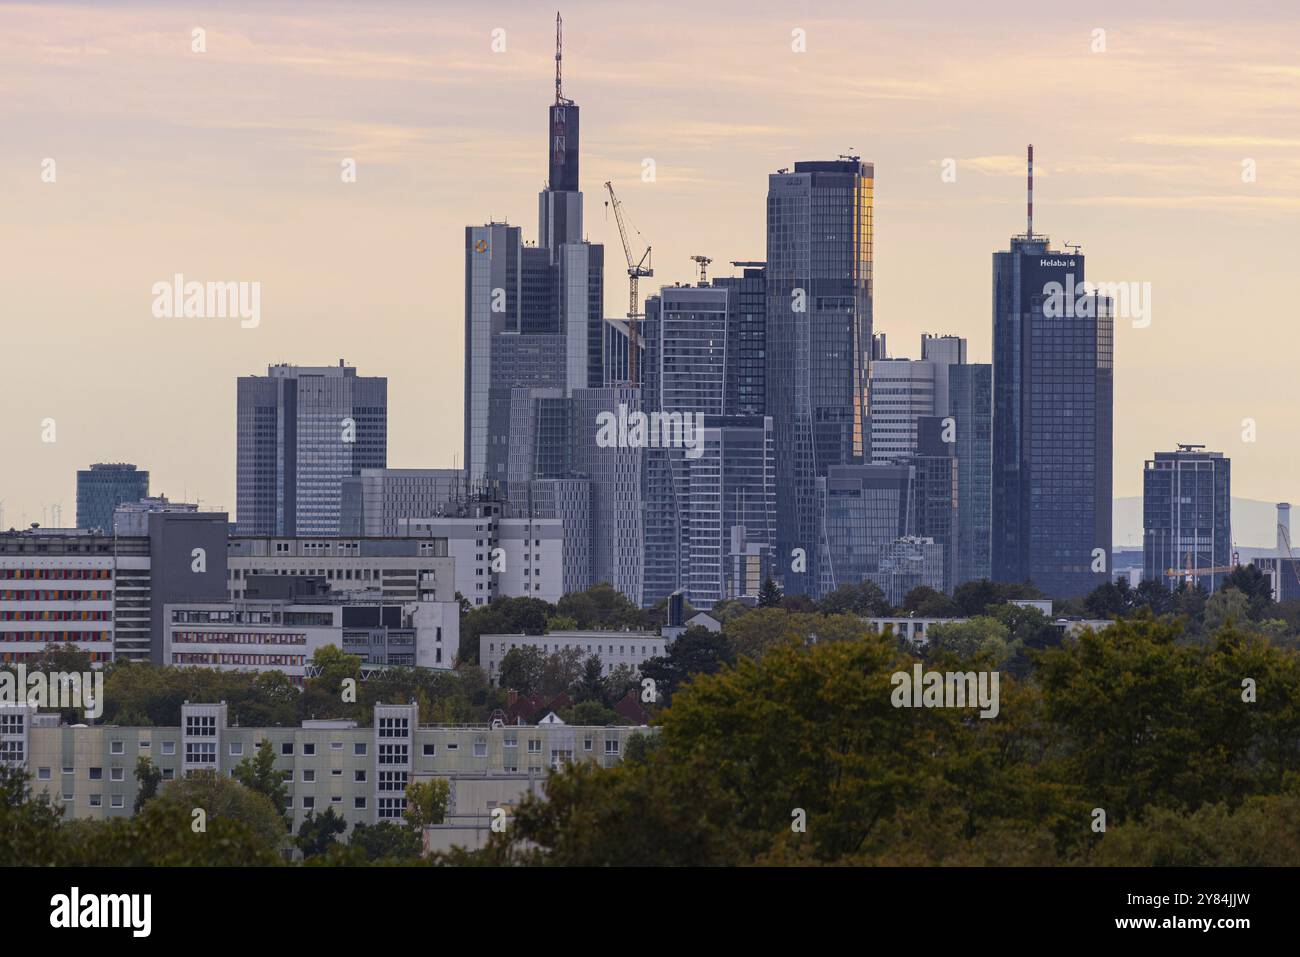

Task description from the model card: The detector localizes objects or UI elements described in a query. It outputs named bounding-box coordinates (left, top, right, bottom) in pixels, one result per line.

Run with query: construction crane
left=603, top=180, right=652, bottom=384
left=690, top=255, right=712, bottom=284
left=1164, top=549, right=1239, bottom=587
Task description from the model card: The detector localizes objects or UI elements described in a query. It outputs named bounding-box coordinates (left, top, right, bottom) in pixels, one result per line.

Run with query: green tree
left=404, top=778, right=450, bottom=831
left=900, top=586, right=959, bottom=618
left=572, top=655, right=606, bottom=703
left=498, top=646, right=546, bottom=695
left=349, top=821, right=422, bottom=862
left=133, top=756, right=162, bottom=813
left=153, top=769, right=287, bottom=853
left=640, top=626, right=735, bottom=705
left=757, top=577, right=783, bottom=608
left=296, top=807, right=348, bottom=858
left=233, top=739, right=289, bottom=824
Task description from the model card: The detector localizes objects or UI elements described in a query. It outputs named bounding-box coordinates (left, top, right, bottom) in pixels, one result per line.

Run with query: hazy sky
left=3, top=0, right=1298, bottom=538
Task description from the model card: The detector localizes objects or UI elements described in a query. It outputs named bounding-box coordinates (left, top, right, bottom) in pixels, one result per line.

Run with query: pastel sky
left=2, top=0, right=1298, bottom=540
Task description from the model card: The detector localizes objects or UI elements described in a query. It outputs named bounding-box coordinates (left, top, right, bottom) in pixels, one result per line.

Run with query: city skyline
left=5, top=0, right=1300, bottom=528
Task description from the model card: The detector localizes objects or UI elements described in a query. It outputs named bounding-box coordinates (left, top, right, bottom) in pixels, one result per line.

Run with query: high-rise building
left=236, top=362, right=387, bottom=537
left=912, top=417, right=958, bottom=593
left=950, top=363, right=993, bottom=584
left=76, top=463, right=149, bottom=532
left=339, top=469, right=466, bottom=537
left=1143, top=446, right=1231, bottom=592
left=868, top=358, right=936, bottom=465
left=767, top=159, right=874, bottom=595
left=713, top=263, right=767, bottom=416
left=991, top=151, right=1113, bottom=596
left=463, top=23, right=604, bottom=490
left=818, top=464, right=913, bottom=595
left=920, top=333, right=967, bottom=420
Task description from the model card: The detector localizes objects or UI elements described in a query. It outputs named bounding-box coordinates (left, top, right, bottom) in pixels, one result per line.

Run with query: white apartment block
left=480, top=630, right=667, bottom=685
left=399, top=515, right=563, bottom=606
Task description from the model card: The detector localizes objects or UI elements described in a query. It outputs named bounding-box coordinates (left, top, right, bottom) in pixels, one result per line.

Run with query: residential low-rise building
left=1, top=701, right=650, bottom=836
left=480, top=630, right=667, bottom=685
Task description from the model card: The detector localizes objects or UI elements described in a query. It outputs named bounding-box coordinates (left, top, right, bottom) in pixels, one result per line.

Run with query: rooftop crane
left=690, top=255, right=712, bottom=284
left=603, top=180, right=652, bottom=385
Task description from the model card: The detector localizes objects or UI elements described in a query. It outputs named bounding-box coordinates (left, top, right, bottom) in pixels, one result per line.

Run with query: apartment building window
left=281, top=743, right=294, bottom=756
left=584, top=736, right=593, bottom=752
left=302, top=770, right=316, bottom=783
left=331, top=768, right=342, bottom=777
left=62, top=767, right=74, bottom=776
left=0, top=714, right=24, bottom=734
left=229, top=742, right=244, bottom=757
left=354, top=770, right=366, bottom=783
left=377, top=797, right=406, bottom=820
left=302, top=797, right=315, bottom=810
left=281, top=770, right=292, bottom=781
left=111, top=795, right=124, bottom=809
left=185, top=715, right=217, bottom=737
left=161, top=742, right=176, bottom=755
left=139, top=740, right=151, bottom=750
left=186, top=742, right=217, bottom=764
left=88, top=767, right=104, bottom=780
left=330, top=741, right=343, bottom=751
left=378, top=771, right=408, bottom=792
left=527, top=739, right=541, bottom=754
left=110, top=768, right=124, bottom=782
left=503, top=735, right=517, bottom=749
left=378, top=744, right=408, bottom=765
left=354, top=797, right=367, bottom=810
left=110, top=741, right=124, bottom=755
left=473, top=741, right=487, bottom=757
left=422, top=744, right=436, bottom=756
left=605, top=739, right=620, bottom=755
left=89, top=794, right=102, bottom=807
left=378, top=717, right=409, bottom=738
left=162, top=769, right=174, bottom=780
left=303, top=743, right=316, bottom=756
left=354, top=743, right=367, bottom=756
left=37, top=768, right=51, bottom=780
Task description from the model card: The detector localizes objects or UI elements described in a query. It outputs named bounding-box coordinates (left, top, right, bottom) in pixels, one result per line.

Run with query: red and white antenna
left=1026, top=144, right=1034, bottom=237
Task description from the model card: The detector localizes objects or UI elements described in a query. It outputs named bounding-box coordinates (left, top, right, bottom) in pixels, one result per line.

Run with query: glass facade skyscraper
left=235, top=363, right=387, bottom=536
left=76, top=463, right=149, bottom=532
left=767, top=159, right=873, bottom=595
left=1143, top=446, right=1231, bottom=592
left=950, top=363, right=992, bottom=584
left=991, top=237, right=1113, bottom=596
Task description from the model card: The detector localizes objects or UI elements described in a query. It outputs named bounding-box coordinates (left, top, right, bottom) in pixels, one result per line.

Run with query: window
left=162, top=769, right=174, bottom=780
left=89, top=794, right=102, bottom=807
left=111, top=795, right=124, bottom=809
left=422, top=743, right=436, bottom=756
left=186, top=742, right=217, bottom=764
left=354, top=743, right=367, bottom=756
left=62, top=767, right=74, bottom=776
left=503, top=735, right=517, bottom=749
left=88, top=766, right=104, bottom=780
left=378, top=717, right=409, bottom=738
left=281, top=743, right=294, bottom=756
left=331, top=768, right=342, bottom=777
left=354, top=770, right=367, bottom=783
left=139, top=740, right=151, bottom=750
left=230, top=742, right=244, bottom=757
left=110, top=768, right=124, bottom=782
left=354, top=797, right=367, bottom=809
left=37, top=768, right=51, bottom=780
left=110, top=741, right=124, bottom=755
left=281, top=770, right=293, bottom=782
left=583, top=736, right=593, bottom=752
left=161, top=742, right=176, bottom=756
left=605, top=739, right=620, bottom=755
left=378, top=744, right=408, bottom=765
left=330, top=741, right=343, bottom=751
left=302, top=797, right=315, bottom=810
left=473, top=741, right=487, bottom=757
left=527, top=739, right=541, bottom=754
left=302, top=770, right=316, bottom=783
left=303, top=743, right=316, bottom=756
left=185, top=715, right=217, bottom=737
left=378, top=771, right=408, bottom=792
left=377, top=797, right=406, bottom=820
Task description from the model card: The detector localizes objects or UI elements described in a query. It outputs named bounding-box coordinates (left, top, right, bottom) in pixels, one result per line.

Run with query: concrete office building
left=480, top=630, right=667, bottom=685
left=912, top=417, right=958, bottom=593
left=767, top=159, right=874, bottom=596
left=991, top=175, right=1113, bottom=596
left=920, top=334, right=967, bottom=419
left=2, top=701, right=647, bottom=835
left=868, top=357, right=936, bottom=465
left=76, top=464, right=149, bottom=533
left=1143, top=446, right=1232, bottom=592
left=164, top=590, right=458, bottom=677
left=871, top=537, right=946, bottom=606
left=339, top=469, right=466, bottom=536
left=818, top=464, right=913, bottom=595
left=0, top=509, right=228, bottom=664
left=236, top=362, right=388, bottom=537
left=950, top=364, right=993, bottom=584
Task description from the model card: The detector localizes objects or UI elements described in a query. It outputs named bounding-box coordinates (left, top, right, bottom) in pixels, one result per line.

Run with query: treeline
left=441, top=614, right=1300, bottom=866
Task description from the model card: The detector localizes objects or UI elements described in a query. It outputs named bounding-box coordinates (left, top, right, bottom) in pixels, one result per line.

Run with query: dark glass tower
left=1143, top=446, right=1231, bottom=591
left=991, top=235, right=1113, bottom=596
left=949, top=363, right=992, bottom=584
left=766, top=159, right=873, bottom=595
left=76, top=463, right=150, bottom=532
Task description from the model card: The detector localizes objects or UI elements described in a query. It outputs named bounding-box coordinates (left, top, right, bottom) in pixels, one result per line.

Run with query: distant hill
left=1114, top=497, right=1287, bottom=550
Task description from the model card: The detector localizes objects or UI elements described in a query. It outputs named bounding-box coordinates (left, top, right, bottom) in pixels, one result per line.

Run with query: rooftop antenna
left=554, top=12, right=572, bottom=106
left=1027, top=144, right=1034, bottom=237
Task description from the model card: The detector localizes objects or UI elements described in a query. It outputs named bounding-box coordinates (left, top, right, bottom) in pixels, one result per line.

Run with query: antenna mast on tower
left=1026, top=144, right=1034, bottom=237
left=554, top=12, right=572, bottom=106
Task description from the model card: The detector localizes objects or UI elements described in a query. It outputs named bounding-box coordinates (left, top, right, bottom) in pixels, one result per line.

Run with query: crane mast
left=603, top=180, right=652, bottom=385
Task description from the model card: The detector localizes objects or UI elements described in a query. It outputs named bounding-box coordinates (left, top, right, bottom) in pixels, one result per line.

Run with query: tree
left=133, top=756, right=162, bottom=813
left=556, top=583, right=646, bottom=630
left=296, top=807, right=348, bottom=858
left=349, top=821, right=422, bottom=862
left=925, top=617, right=1015, bottom=666
left=900, top=586, right=959, bottom=618
left=404, top=778, right=450, bottom=831
left=758, top=577, right=783, bottom=608
left=818, top=581, right=890, bottom=617
left=152, top=769, right=287, bottom=853
left=1084, top=578, right=1134, bottom=618
left=951, top=579, right=1043, bottom=617
left=0, top=764, right=64, bottom=866
left=233, top=739, right=289, bottom=824
left=1204, top=587, right=1252, bottom=634
left=498, top=646, right=546, bottom=695
left=561, top=699, right=619, bottom=726
left=1222, top=565, right=1275, bottom=620
left=572, top=655, right=606, bottom=703
left=639, top=626, right=735, bottom=705
left=539, top=646, right=585, bottom=698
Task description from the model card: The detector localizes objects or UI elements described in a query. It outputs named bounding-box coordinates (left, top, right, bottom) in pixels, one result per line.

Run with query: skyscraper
left=235, top=362, right=388, bottom=536
left=991, top=148, right=1113, bottom=596
left=767, top=159, right=874, bottom=595
left=1143, top=446, right=1231, bottom=592
left=868, top=357, right=936, bottom=465
left=950, top=363, right=992, bottom=584
left=76, top=463, right=149, bottom=532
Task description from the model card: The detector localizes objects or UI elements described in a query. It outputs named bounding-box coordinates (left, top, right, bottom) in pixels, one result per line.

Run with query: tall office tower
left=529, top=477, right=593, bottom=595
left=949, top=363, right=993, bottom=584
left=236, top=362, right=387, bottom=537
left=601, top=318, right=642, bottom=386
left=868, top=357, right=936, bottom=465
left=712, top=263, right=768, bottom=416
left=339, top=469, right=466, bottom=536
left=464, top=21, right=604, bottom=487
left=912, top=417, right=958, bottom=593
left=991, top=148, right=1113, bottom=596
left=818, top=463, right=913, bottom=594
left=570, top=386, right=644, bottom=605
left=640, top=283, right=775, bottom=607
left=76, top=463, right=149, bottom=532
left=1143, top=445, right=1231, bottom=592
left=920, top=333, right=967, bottom=419
left=767, top=158, right=874, bottom=595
